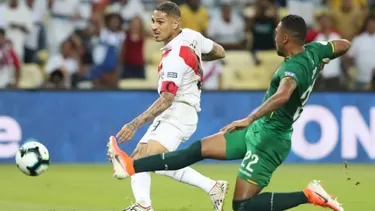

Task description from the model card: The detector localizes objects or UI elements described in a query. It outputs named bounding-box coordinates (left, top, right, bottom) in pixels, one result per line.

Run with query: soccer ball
left=15, top=141, right=50, bottom=176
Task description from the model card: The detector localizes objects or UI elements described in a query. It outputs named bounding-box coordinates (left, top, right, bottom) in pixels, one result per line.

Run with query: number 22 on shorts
left=241, top=150, right=259, bottom=173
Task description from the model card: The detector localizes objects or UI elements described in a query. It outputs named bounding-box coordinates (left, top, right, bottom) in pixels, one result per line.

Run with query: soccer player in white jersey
left=107, top=2, right=228, bottom=211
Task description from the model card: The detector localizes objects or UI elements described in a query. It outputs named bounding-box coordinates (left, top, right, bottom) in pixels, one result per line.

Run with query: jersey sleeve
left=277, top=63, right=300, bottom=85
left=200, top=33, right=214, bottom=54
left=312, top=41, right=335, bottom=60
left=159, top=55, right=187, bottom=95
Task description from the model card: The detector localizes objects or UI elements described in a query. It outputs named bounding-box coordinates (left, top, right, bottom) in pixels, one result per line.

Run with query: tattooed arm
left=247, top=77, right=297, bottom=121
left=201, top=43, right=225, bottom=61
left=116, top=91, right=175, bottom=143
left=131, top=92, right=174, bottom=128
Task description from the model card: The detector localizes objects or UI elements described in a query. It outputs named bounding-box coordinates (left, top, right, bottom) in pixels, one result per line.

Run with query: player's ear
left=172, top=18, right=180, bottom=30
left=283, top=33, right=289, bottom=45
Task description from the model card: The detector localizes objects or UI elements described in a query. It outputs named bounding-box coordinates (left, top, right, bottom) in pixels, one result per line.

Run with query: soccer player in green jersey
left=108, top=15, right=351, bottom=211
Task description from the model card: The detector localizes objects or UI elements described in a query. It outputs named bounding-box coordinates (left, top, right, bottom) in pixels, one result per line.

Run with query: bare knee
left=132, top=140, right=168, bottom=159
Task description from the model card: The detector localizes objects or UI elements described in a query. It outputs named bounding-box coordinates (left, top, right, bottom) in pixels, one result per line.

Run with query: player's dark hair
left=0, top=28, right=5, bottom=36
left=280, top=15, right=307, bottom=44
left=156, top=1, right=181, bottom=17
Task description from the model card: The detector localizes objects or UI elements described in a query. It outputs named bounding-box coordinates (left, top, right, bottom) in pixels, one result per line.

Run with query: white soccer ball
left=15, top=141, right=50, bottom=176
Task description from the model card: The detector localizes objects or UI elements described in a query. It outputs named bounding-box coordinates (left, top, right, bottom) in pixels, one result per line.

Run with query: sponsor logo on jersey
left=284, top=71, right=297, bottom=78
left=167, top=72, right=178, bottom=78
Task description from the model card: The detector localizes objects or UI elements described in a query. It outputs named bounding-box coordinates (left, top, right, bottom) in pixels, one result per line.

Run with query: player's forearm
left=201, top=43, right=225, bottom=61
left=247, top=94, right=289, bottom=122
left=131, top=92, right=174, bottom=128
left=329, top=39, right=351, bottom=59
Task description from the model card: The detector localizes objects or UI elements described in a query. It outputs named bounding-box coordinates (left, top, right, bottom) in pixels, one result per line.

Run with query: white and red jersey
left=0, top=43, right=21, bottom=68
left=0, top=43, right=21, bottom=87
left=157, top=28, right=214, bottom=112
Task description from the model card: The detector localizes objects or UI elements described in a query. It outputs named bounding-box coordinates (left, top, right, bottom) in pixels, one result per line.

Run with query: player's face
left=151, top=10, right=178, bottom=42
left=274, top=23, right=289, bottom=57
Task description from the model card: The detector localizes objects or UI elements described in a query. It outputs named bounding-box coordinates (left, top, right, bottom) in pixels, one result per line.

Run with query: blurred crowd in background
left=0, top=0, right=374, bottom=91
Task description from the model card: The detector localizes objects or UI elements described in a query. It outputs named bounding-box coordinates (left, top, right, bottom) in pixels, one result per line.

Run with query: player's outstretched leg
left=107, top=132, right=231, bottom=177
left=231, top=177, right=344, bottom=211
left=108, top=133, right=233, bottom=211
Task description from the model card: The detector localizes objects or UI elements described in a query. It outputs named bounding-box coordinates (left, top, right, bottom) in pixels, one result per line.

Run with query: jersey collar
left=160, top=30, right=183, bottom=51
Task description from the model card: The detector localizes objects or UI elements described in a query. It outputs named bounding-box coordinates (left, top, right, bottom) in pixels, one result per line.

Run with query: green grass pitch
left=0, top=164, right=373, bottom=211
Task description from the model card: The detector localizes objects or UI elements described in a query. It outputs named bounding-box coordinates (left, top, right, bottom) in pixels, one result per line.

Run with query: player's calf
left=232, top=191, right=308, bottom=211
left=231, top=180, right=343, bottom=211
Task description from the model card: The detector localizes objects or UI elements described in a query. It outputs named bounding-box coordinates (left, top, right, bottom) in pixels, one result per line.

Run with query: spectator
left=24, top=0, right=48, bottom=63
left=207, top=1, right=246, bottom=50
left=47, top=0, right=81, bottom=54
left=306, top=13, right=343, bottom=91
left=89, top=11, right=124, bottom=88
left=344, top=15, right=375, bottom=90
left=3, top=0, right=33, bottom=60
left=202, top=60, right=223, bottom=90
left=331, top=0, right=367, bottom=10
left=0, top=3, right=6, bottom=29
left=74, top=20, right=97, bottom=73
left=180, top=0, right=209, bottom=34
left=249, top=0, right=278, bottom=65
left=0, top=28, right=21, bottom=88
left=332, top=0, right=366, bottom=41
left=121, top=16, right=146, bottom=79
left=44, top=38, right=80, bottom=89
left=77, top=0, right=95, bottom=30
left=110, top=0, right=146, bottom=29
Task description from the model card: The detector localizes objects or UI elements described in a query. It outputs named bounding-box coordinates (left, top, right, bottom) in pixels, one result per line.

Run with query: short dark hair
left=0, top=28, right=5, bottom=36
left=280, top=15, right=307, bottom=44
left=156, top=1, right=181, bottom=17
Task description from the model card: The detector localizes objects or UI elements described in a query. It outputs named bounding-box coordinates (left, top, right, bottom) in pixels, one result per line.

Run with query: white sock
left=131, top=172, right=152, bottom=207
left=156, top=167, right=216, bottom=193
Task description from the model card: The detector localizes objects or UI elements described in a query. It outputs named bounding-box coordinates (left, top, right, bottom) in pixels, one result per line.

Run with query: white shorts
left=139, top=102, right=198, bottom=152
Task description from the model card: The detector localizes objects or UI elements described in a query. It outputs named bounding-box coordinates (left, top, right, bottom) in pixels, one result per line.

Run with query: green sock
left=233, top=192, right=308, bottom=211
left=133, top=141, right=203, bottom=173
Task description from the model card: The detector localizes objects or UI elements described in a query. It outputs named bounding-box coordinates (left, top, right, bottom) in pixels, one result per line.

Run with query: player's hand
left=116, top=122, right=138, bottom=143
left=220, top=117, right=253, bottom=133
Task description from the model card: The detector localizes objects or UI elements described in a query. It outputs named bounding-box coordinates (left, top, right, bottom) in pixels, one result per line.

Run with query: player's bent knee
left=232, top=199, right=255, bottom=211
left=232, top=199, right=246, bottom=211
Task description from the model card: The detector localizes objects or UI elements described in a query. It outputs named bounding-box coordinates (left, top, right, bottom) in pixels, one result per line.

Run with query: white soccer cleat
left=209, top=180, right=229, bottom=211
left=123, top=203, right=154, bottom=211
left=304, top=180, right=344, bottom=211
left=107, top=136, right=133, bottom=179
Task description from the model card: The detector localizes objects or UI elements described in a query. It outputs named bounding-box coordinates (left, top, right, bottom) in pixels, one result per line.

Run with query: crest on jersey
left=190, top=40, right=197, bottom=50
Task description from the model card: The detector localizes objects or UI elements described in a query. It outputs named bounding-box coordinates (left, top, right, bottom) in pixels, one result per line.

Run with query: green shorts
left=224, top=123, right=291, bottom=188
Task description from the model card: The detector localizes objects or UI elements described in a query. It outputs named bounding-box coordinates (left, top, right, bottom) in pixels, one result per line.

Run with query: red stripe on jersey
left=179, top=46, right=202, bottom=80
left=160, top=81, right=179, bottom=95
left=158, top=49, right=172, bottom=72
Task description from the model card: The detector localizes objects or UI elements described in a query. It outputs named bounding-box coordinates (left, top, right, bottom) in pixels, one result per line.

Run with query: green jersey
left=258, top=41, right=336, bottom=132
